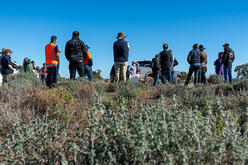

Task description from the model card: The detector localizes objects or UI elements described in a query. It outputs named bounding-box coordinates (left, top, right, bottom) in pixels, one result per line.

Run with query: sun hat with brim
left=0, top=48, right=7, bottom=54
left=199, top=45, right=206, bottom=49
left=5, top=49, right=13, bottom=53
left=117, top=32, right=127, bottom=40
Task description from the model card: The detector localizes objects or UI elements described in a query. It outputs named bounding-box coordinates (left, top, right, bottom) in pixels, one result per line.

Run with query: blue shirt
left=0, top=55, right=13, bottom=75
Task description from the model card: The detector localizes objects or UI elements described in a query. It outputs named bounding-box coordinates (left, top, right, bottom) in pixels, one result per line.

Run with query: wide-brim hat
left=0, top=48, right=7, bottom=54
left=5, top=49, right=13, bottom=53
left=199, top=45, right=206, bottom=49
left=117, top=32, right=127, bottom=40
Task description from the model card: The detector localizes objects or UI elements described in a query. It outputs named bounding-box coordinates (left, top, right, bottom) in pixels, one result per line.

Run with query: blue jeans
left=153, top=73, right=160, bottom=86
left=46, top=67, right=57, bottom=88
left=55, top=64, right=59, bottom=83
left=161, top=67, right=171, bottom=84
left=224, top=66, right=232, bottom=83
left=85, top=64, right=93, bottom=81
left=170, top=71, right=175, bottom=84
left=198, top=67, right=207, bottom=84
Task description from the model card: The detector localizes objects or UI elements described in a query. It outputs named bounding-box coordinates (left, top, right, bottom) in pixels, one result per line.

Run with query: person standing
left=45, top=36, right=59, bottom=88
left=65, top=31, right=87, bottom=80
left=159, top=44, right=173, bottom=84
left=0, top=49, right=15, bottom=84
left=40, top=63, right=48, bottom=83
left=214, top=52, right=224, bottom=82
left=151, top=54, right=160, bottom=86
left=185, top=44, right=204, bottom=86
left=198, top=45, right=208, bottom=84
left=222, top=43, right=235, bottom=84
left=113, top=32, right=130, bottom=82
left=169, top=50, right=178, bottom=84
left=84, top=45, right=93, bottom=81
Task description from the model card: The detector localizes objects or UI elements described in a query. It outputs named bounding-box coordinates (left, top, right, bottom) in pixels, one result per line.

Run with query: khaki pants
left=115, top=62, right=128, bottom=82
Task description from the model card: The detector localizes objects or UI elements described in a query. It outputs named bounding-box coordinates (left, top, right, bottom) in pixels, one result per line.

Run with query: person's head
left=0, top=48, right=7, bottom=55
left=132, top=61, right=137, bottom=66
left=31, top=61, right=35, bottom=65
left=218, top=52, right=224, bottom=58
left=5, top=49, right=13, bottom=56
left=223, top=43, right=230, bottom=50
left=193, top=44, right=198, bottom=50
left=43, top=63, right=46, bottom=67
left=117, top=32, right=127, bottom=40
left=36, top=66, right=40, bottom=70
left=86, top=45, right=90, bottom=51
left=199, top=45, right=206, bottom=51
left=163, top=43, right=168, bottom=50
left=51, top=36, right=57, bottom=44
left=155, top=54, right=159, bottom=59
left=73, top=31, right=80, bottom=38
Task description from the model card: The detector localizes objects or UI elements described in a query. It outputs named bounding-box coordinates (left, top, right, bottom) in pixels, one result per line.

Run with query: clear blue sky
left=0, top=0, right=247, bottom=78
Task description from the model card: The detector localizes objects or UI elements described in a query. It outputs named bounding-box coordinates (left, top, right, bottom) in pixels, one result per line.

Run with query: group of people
left=1, top=31, right=235, bottom=86
left=112, top=32, right=235, bottom=85
left=0, top=31, right=93, bottom=86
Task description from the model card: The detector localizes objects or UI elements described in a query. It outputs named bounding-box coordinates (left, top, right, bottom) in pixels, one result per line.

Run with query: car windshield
left=137, top=61, right=151, bottom=67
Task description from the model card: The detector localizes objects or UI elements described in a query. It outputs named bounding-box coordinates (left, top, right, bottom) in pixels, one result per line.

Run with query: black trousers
left=185, top=65, right=201, bottom=85
left=69, top=61, right=85, bottom=80
left=46, top=67, right=57, bottom=88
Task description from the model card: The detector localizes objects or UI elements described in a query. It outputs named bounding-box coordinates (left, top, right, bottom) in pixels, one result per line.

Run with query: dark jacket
left=65, top=36, right=87, bottom=63
left=214, top=57, right=224, bottom=75
left=159, top=49, right=173, bottom=68
left=113, top=39, right=129, bottom=62
left=187, top=49, right=204, bottom=65
left=0, top=55, right=13, bottom=75
left=222, top=48, right=235, bottom=68
left=152, top=57, right=160, bottom=72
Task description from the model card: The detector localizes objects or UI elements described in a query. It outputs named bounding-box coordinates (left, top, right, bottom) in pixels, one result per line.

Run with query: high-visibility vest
left=45, top=43, right=59, bottom=67
left=84, top=51, right=92, bottom=65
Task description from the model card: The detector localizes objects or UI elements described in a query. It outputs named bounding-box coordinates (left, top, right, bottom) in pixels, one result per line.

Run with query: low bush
left=208, top=74, right=221, bottom=84
left=215, top=84, right=234, bottom=96
left=118, top=81, right=147, bottom=100
left=0, top=99, right=247, bottom=164
left=232, top=79, right=248, bottom=92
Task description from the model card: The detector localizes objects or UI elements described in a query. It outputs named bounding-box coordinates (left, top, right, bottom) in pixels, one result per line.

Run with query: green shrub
left=118, top=81, right=147, bottom=99
left=208, top=74, right=221, bottom=84
left=215, top=84, right=234, bottom=96
left=232, top=79, right=248, bottom=92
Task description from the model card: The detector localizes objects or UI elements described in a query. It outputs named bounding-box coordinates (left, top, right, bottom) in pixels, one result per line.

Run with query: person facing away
left=198, top=45, right=208, bottom=84
left=40, top=63, right=48, bottom=83
left=152, top=54, right=160, bottom=86
left=169, top=50, right=178, bottom=84
left=184, top=44, right=204, bottom=86
left=222, top=43, right=235, bottom=84
left=23, top=57, right=31, bottom=72
left=113, top=32, right=130, bottom=82
left=31, top=61, right=36, bottom=70
left=214, top=52, right=224, bottom=82
left=84, top=45, right=93, bottom=81
left=65, top=31, right=87, bottom=80
left=0, top=49, right=15, bottom=84
left=45, top=35, right=60, bottom=88
left=159, top=43, right=173, bottom=84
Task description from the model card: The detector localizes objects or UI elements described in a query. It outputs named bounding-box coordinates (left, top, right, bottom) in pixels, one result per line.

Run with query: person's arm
left=127, top=42, right=130, bottom=51
left=174, top=58, right=178, bottom=66
left=81, top=41, right=87, bottom=61
left=187, top=51, right=192, bottom=64
left=214, top=59, right=218, bottom=66
left=233, top=51, right=235, bottom=62
left=8, top=64, right=14, bottom=72
left=222, top=51, right=227, bottom=64
left=55, top=45, right=60, bottom=61
left=65, top=42, right=70, bottom=61
left=205, top=54, right=208, bottom=64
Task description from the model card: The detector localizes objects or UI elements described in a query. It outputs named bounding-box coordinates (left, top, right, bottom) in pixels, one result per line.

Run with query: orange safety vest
left=45, top=43, right=59, bottom=67
left=84, top=51, right=92, bottom=65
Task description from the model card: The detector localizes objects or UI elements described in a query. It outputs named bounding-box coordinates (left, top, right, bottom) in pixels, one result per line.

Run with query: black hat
left=86, top=45, right=90, bottom=49
left=199, top=45, right=206, bottom=50
left=223, top=43, right=230, bottom=47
